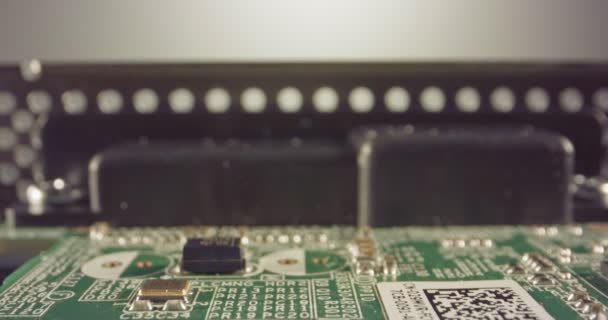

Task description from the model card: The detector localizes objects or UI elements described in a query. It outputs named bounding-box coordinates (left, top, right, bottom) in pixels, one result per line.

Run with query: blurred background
left=0, top=0, right=607, bottom=229
left=1, top=0, right=608, bottom=63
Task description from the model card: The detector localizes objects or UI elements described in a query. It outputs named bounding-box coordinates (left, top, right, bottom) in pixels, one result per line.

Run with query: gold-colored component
left=312, top=257, right=329, bottom=265
left=138, top=279, right=191, bottom=302
left=136, top=260, right=153, bottom=268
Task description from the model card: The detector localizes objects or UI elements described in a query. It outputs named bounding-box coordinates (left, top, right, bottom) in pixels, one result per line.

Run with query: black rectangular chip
left=182, top=237, right=245, bottom=274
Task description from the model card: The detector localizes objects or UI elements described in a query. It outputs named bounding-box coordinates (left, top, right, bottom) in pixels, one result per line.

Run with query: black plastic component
left=89, top=140, right=356, bottom=226
left=0, top=239, right=56, bottom=281
left=182, top=238, right=244, bottom=274
left=354, top=125, right=574, bottom=226
left=4, top=205, right=97, bottom=227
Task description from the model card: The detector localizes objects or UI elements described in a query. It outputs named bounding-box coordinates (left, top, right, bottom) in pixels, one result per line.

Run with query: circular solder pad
left=81, top=251, right=170, bottom=279
left=259, top=248, right=346, bottom=276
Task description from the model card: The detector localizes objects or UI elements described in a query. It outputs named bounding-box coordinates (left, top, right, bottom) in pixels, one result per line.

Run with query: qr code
left=377, top=280, right=553, bottom=320
left=423, top=287, right=541, bottom=320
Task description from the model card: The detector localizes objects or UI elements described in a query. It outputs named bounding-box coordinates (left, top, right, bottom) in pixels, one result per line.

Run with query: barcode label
left=377, top=280, right=554, bottom=320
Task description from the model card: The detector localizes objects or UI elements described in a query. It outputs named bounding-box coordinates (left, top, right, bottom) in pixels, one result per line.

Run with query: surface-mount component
left=527, top=273, right=555, bottom=285
left=137, top=279, right=191, bottom=302
left=583, top=303, right=608, bottom=320
left=522, top=252, right=555, bottom=273
left=567, top=290, right=589, bottom=303
left=129, top=300, right=153, bottom=312
left=504, top=263, right=526, bottom=275
left=163, top=300, right=187, bottom=311
left=182, top=237, right=245, bottom=274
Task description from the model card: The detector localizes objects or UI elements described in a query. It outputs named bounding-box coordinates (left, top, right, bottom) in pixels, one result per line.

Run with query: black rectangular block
left=353, top=125, right=574, bottom=226
left=88, top=140, right=356, bottom=226
left=182, top=237, right=244, bottom=274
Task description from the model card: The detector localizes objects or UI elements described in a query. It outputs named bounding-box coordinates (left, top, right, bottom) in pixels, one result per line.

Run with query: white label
left=377, top=280, right=554, bottom=320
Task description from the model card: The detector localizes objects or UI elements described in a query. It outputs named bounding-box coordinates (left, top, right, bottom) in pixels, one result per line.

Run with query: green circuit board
left=1, top=224, right=608, bottom=319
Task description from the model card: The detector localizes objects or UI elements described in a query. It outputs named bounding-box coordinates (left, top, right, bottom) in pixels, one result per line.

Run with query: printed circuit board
left=1, top=224, right=608, bottom=319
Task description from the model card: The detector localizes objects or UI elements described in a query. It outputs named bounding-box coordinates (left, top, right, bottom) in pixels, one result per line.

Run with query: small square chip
left=137, top=279, right=191, bottom=302
left=182, top=237, right=245, bottom=274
